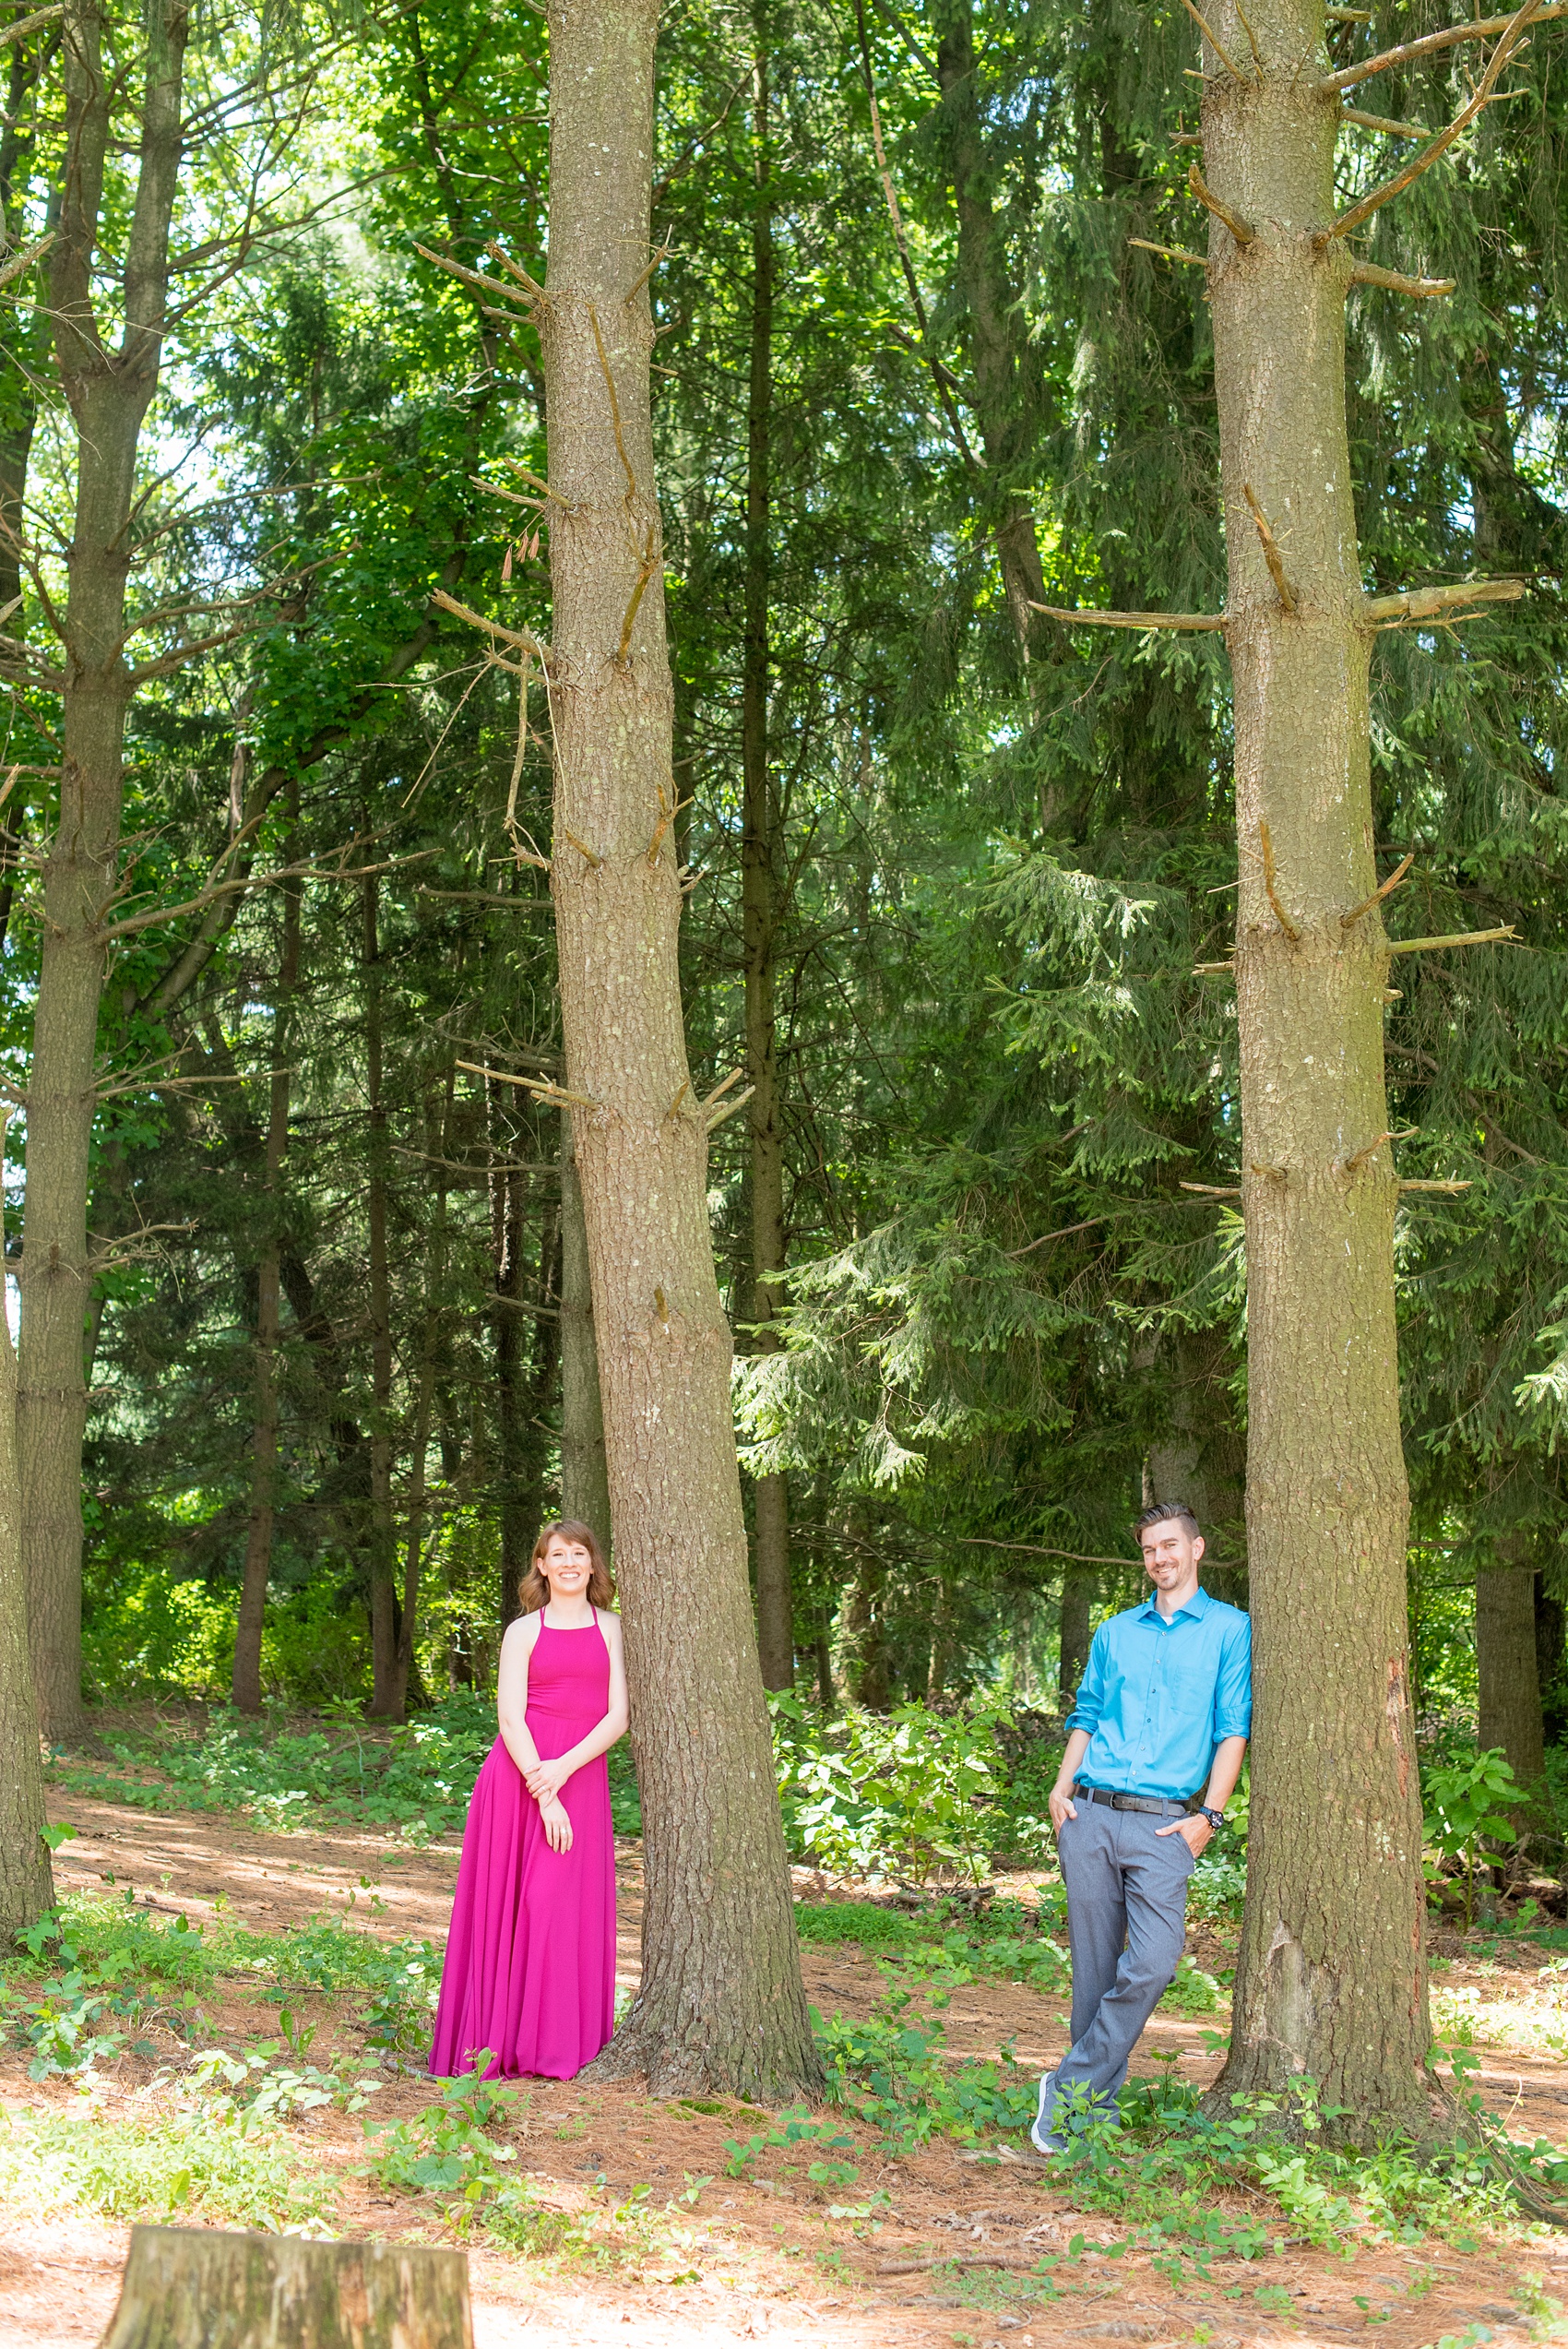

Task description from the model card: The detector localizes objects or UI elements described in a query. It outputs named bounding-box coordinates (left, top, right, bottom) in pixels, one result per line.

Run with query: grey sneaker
left=1029, top=2072, right=1066, bottom=2156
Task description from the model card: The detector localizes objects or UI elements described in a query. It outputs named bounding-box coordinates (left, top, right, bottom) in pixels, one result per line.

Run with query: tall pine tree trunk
left=1478, top=1540, right=1551, bottom=1849
left=232, top=817, right=300, bottom=1714
left=1058, top=1566, right=1093, bottom=1699
left=20, top=0, right=190, bottom=1744
left=0, top=1120, right=52, bottom=1930
left=559, top=1116, right=610, bottom=1545
left=492, top=1146, right=529, bottom=1631
left=1198, top=0, right=1429, bottom=2123
left=394, top=1070, right=453, bottom=1717
left=363, top=867, right=400, bottom=1721
left=537, top=0, right=819, bottom=2095
left=1146, top=1330, right=1247, bottom=1607
left=742, top=24, right=792, bottom=1692
left=933, top=0, right=1047, bottom=656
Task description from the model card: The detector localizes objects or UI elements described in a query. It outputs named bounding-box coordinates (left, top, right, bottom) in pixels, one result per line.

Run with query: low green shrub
left=797, top=1894, right=1074, bottom=1995
left=52, top=1693, right=494, bottom=1842
left=0, top=2104, right=327, bottom=2230
left=771, top=1693, right=1010, bottom=1884
left=1042, top=2066, right=1543, bottom=2250
left=814, top=1981, right=1039, bottom=2145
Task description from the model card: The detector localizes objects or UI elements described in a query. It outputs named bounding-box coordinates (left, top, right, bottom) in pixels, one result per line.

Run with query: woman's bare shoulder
left=595, top=1605, right=624, bottom=1640
left=503, top=1610, right=543, bottom=1654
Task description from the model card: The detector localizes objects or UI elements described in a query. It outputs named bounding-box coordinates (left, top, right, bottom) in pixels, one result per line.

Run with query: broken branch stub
left=1242, top=483, right=1298, bottom=614
left=1363, top=577, right=1524, bottom=623
left=1349, top=260, right=1455, bottom=298
left=1029, top=601, right=1225, bottom=631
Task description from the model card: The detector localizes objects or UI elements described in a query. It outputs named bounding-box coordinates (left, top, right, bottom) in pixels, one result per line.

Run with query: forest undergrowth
left=6, top=1768, right=1568, bottom=2303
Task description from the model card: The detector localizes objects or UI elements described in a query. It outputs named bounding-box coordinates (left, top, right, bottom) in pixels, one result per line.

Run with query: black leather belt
left=1075, top=1782, right=1191, bottom=1817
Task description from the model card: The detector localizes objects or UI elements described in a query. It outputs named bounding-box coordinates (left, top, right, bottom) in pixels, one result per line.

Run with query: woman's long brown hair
left=518, top=1520, right=613, bottom=1615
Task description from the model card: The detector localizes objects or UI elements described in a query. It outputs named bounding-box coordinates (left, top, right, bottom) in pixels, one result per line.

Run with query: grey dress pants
left=1039, top=1797, right=1196, bottom=2130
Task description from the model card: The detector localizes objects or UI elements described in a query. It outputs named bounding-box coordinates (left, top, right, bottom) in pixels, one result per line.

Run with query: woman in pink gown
left=429, top=1520, right=628, bottom=2081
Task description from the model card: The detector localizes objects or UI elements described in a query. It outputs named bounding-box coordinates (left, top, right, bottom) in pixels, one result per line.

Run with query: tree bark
left=19, top=0, right=191, bottom=1745
left=845, top=1548, right=889, bottom=1708
left=0, top=1122, right=52, bottom=1931
left=1198, top=0, right=1429, bottom=2126
left=1538, top=1574, right=1566, bottom=1747
left=1058, top=1566, right=1093, bottom=1699
left=394, top=1067, right=454, bottom=1717
left=559, top=1115, right=610, bottom=1546
left=232, top=798, right=300, bottom=1715
left=742, top=23, right=792, bottom=1693
left=98, top=2225, right=473, bottom=2349
left=932, top=0, right=1049, bottom=656
left=540, top=0, right=820, bottom=2097
left=0, top=11, right=53, bottom=617
left=1477, top=1541, right=1552, bottom=1850
left=1145, top=1330, right=1248, bottom=1608
left=491, top=1142, right=529, bottom=1631
left=363, top=867, right=400, bottom=1721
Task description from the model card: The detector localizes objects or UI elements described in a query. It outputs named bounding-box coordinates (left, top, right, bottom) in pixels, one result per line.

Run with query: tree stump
left=97, top=2226, right=474, bottom=2349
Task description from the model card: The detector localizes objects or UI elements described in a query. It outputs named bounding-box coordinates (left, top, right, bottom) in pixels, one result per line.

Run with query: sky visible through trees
left=0, top=0, right=1564, bottom=2125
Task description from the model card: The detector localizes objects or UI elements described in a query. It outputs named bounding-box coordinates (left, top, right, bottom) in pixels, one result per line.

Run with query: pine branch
left=0, top=231, right=52, bottom=294
left=1349, top=260, right=1455, bottom=297
left=0, top=7, right=61, bottom=52
left=1243, top=484, right=1297, bottom=614
left=1188, top=163, right=1254, bottom=246
left=429, top=587, right=552, bottom=661
left=415, top=242, right=537, bottom=308
left=1128, top=237, right=1207, bottom=268
left=1029, top=602, right=1225, bottom=631
left=1321, top=0, right=1546, bottom=240
left=1385, top=925, right=1518, bottom=954
left=98, top=850, right=435, bottom=944
left=706, top=1084, right=756, bottom=1133
left=1364, top=577, right=1525, bottom=622
left=456, top=1058, right=598, bottom=1111
left=1176, top=0, right=1246, bottom=82
left=1322, top=0, right=1565, bottom=92
left=1342, top=851, right=1415, bottom=928
left=1341, top=105, right=1429, bottom=137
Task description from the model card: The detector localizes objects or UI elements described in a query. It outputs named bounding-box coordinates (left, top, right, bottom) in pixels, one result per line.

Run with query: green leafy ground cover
left=46, top=1696, right=644, bottom=1844
left=48, top=1698, right=1525, bottom=1955
left=0, top=1887, right=1561, bottom=2279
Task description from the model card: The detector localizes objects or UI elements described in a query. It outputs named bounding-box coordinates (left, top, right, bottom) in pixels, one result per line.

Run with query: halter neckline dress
left=428, top=1613, right=617, bottom=2080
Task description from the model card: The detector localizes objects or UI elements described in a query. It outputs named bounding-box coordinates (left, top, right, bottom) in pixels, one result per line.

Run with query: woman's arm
left=496, top=1615, right=544, bottom=1779
left=522, top=1611, right=631, bottom=1801
left=497, top=1616, right=573, bottom=1851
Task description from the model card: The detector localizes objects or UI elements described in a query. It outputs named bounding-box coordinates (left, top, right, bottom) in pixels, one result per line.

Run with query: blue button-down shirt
left=1066, top=1586, right=1253, bottom=1800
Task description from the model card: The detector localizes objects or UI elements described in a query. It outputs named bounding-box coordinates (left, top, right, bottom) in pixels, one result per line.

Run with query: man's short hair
left=1134, top=1501, right=1202, bottom=1542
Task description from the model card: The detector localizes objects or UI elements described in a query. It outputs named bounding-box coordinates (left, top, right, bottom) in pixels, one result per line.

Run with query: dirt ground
left=0, top=1791, right=1562, bottom=2349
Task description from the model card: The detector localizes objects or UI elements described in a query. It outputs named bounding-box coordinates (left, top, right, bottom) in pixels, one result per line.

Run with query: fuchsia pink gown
left=429, top=1616, right=617, bottom=2080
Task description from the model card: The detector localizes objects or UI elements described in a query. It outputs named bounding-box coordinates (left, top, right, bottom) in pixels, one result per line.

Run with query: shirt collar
left=1137, top=1583, right=1211, bottom=1627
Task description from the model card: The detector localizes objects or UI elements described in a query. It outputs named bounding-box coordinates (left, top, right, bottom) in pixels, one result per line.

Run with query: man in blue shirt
left=1031, top=1502, right=1253, bottom=2156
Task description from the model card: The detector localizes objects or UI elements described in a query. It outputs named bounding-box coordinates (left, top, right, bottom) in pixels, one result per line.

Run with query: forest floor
left=1, top=1788, right=1565, bottom=2349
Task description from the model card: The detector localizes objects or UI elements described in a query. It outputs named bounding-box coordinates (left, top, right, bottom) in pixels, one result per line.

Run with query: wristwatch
left=1196, top=1806, right=1225, bottom=1831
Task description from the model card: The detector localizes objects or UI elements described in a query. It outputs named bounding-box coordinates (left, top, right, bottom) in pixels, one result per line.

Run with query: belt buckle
left=1111, top=1792, right=1133, bottom=1811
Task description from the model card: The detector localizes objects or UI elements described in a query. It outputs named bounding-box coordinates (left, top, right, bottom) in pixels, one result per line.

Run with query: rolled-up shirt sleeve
left=1064, top=1625, right=1108, bottom=1737
left=1212, top=1611, right=1253, bottom=1742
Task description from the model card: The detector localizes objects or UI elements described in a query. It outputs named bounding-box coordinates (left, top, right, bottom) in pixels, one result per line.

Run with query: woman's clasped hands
left=526, top=1755, right=574, bottom=1852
